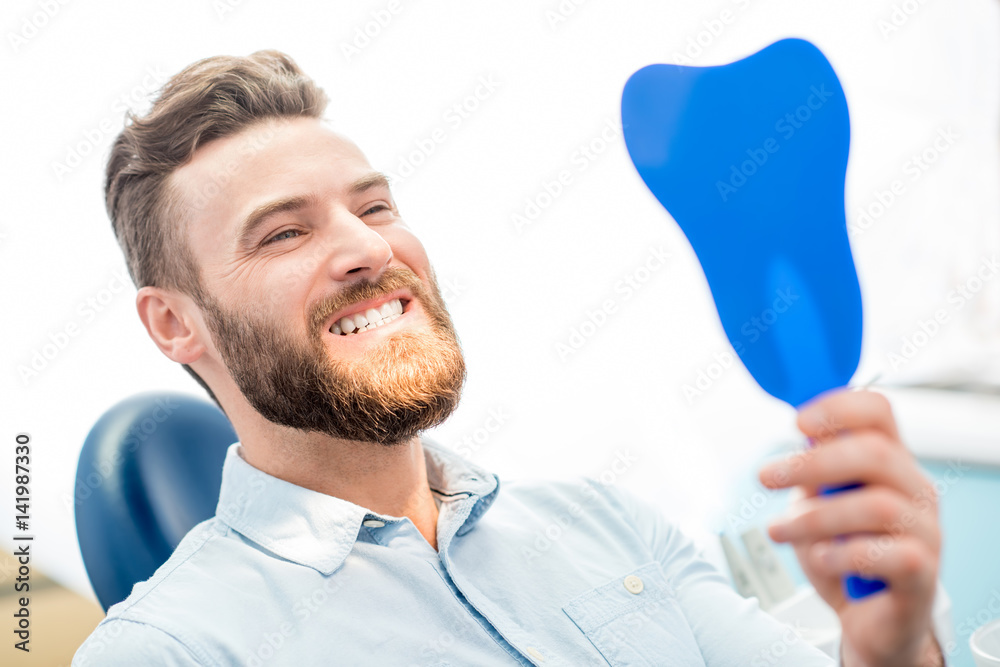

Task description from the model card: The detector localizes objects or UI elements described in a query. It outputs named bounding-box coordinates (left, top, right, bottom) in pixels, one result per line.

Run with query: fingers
left=759, top=431, right=934, bottom=500
left=797, top=388, right=900, bottom=444
left=805, top=535, right=938, bottom=596
left=767, top=486, right=940, bottom=548
left=789, top=539, right=847, bottom=606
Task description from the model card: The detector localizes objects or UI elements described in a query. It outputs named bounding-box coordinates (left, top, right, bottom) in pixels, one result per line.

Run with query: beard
left=198, top=265, right=466, bottom=446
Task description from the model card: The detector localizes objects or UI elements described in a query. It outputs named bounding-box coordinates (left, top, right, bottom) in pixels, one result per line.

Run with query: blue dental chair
left=74, top=392, right=236, bottom=612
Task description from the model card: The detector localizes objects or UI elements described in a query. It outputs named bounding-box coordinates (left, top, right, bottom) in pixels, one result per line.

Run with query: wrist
left=914, top=632, right=944, bottom=667
left=841, top=628, right=943, bottom=667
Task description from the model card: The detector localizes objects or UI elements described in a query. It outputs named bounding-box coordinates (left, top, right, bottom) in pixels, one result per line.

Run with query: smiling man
left=74, top=51, right=946, bottom=666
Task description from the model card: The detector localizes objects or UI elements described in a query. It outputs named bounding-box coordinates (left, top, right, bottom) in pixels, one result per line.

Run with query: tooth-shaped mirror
left=621, top=38, right=885, bottom=600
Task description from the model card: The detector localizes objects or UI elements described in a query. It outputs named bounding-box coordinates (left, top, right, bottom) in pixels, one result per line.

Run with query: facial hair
left=198, top=266, right=466, bottom=446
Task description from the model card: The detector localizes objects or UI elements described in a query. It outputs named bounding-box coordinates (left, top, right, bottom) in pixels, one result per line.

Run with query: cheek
left=386, top=228, right=432, bottom=280
left=249, top=258, right=315, bottom=315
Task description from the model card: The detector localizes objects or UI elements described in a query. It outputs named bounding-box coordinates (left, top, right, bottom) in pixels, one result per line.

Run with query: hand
left=758, top=388, right=944, bottom=666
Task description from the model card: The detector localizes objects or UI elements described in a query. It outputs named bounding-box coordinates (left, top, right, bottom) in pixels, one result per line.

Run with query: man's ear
left=136, top=286, right=207, bottom=365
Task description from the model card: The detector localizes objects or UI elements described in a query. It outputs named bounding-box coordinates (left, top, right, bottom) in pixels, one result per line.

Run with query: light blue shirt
left=73, top=437, right=834, bottom=666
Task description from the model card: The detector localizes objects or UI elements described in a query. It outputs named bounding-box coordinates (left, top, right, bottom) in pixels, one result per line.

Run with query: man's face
left=169, top=116, right=465, bottom=445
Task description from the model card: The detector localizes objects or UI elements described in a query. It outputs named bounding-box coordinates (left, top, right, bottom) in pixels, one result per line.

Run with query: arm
left=839, top=634, right=944, bottom=667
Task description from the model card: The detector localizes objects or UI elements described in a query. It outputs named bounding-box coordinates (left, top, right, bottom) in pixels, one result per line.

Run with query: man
left=74, top=50, right=945, bottom=666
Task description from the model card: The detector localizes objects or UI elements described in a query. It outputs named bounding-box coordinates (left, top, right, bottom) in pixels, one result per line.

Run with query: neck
left=238, top=419, right=440, bottom=551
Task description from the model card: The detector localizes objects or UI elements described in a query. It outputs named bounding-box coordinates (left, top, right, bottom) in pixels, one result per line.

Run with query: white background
left=2, top=0, right=998, bottom=601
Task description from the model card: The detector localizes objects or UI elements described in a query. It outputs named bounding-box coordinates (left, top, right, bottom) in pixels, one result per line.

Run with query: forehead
left=167, top=116, right=375, bottom=257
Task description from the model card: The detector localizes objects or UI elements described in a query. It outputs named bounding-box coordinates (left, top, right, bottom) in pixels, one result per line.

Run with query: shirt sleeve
left=599, top=481, right=836, bottom=667
left=73, top=618, right=207, bottom=667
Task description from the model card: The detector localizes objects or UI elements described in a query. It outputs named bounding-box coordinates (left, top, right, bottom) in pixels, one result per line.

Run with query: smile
left=330, top=298, right=408, bottom=336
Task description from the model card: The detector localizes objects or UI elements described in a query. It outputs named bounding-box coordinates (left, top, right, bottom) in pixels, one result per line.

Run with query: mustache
left=307, top=266, right=425, bottom=336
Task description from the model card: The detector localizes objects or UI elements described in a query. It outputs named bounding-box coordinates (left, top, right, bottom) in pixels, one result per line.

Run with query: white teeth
left=331, top=299, right=405, bottom=335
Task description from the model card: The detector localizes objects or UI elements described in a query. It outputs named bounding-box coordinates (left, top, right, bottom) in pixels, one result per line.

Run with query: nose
left=320, top=210, right=393, bottom=282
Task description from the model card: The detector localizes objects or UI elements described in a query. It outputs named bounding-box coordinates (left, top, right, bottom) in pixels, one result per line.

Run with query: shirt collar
left=214, top=435, right=500, bottom=574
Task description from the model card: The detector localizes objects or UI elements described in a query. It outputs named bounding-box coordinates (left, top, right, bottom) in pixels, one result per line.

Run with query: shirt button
left=526, top=646, right=545, bottom=662
left=363, top=519, right=385, bottom=528
left=623, top=575, right=644, bottom=594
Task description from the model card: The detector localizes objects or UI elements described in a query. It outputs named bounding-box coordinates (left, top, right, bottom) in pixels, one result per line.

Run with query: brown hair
left=105, top=50, right=329, bottom=407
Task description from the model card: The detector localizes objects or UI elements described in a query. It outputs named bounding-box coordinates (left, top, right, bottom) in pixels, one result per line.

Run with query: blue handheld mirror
left=621, top=38, right=885, bottom=600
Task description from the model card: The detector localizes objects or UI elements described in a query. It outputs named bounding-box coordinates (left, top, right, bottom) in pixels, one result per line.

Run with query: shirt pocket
left=562, top=561, right=707, bottom=667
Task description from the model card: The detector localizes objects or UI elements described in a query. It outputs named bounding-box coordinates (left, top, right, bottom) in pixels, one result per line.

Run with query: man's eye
left=362, top=204, right=391, bottom=216
left=264, top=229, right=300, bottom=245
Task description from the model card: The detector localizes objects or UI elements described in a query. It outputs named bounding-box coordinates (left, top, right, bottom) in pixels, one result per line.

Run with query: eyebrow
left=234, top=171, right=393, bottom=250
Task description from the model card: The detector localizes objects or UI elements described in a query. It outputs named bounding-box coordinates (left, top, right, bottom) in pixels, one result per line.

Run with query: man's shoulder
left=74, top=517, right=269, bottom=666
left=73, top=617, right=207, bottom=666
left=72, top=519, right=222, bottom=665
left=107, top=518, right=230, bottom=615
